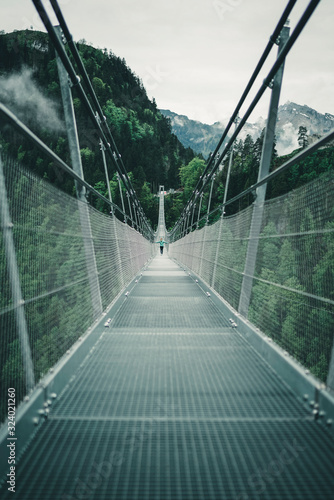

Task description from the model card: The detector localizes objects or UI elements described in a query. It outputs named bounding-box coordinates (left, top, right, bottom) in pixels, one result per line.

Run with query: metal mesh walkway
left=2, top=254, right=334, bottom=500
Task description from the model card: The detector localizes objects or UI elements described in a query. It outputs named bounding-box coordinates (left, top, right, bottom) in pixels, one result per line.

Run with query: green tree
left=298, top=126, right=308, bottom=149
left=179, top=158, right=206, bottom=201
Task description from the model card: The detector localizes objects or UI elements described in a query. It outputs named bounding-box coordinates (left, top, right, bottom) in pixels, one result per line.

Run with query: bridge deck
left=3, top=254, right=334, bottom=499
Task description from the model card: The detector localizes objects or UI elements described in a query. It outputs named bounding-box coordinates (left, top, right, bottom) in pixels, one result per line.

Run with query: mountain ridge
left=161, top=102, right=334, bottom=158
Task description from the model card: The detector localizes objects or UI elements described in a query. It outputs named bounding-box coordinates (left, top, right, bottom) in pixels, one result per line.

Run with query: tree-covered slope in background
left=2, top=31, right=332, bottom=232
left=0, top=30, right=333, bottom=394
left=0, top=30, right=196, bottom=228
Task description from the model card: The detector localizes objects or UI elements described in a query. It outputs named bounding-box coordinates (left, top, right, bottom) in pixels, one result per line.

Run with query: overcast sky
left=2, top=0, right=334, bottom=124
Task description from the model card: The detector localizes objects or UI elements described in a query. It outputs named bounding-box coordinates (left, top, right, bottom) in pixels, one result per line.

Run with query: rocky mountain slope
left=161, top=102, right=334, bottom=157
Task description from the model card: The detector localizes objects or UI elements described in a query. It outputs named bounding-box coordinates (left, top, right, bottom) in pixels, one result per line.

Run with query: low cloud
left=276, top=122, right=299, bottom=156
left=0, top=67, right=63, bottom=132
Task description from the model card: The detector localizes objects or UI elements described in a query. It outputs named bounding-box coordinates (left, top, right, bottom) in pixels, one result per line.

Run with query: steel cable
left=32, top=0, right=152, bottom=237
left=172, top=0, right=321, bottom=238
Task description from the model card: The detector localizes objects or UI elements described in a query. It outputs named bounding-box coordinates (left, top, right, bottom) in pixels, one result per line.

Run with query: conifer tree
left=298, top=125, right=309, bottom=149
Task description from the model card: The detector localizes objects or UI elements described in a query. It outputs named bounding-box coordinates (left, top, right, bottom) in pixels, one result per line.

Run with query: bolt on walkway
left=2, top=253, right=334, bottom=500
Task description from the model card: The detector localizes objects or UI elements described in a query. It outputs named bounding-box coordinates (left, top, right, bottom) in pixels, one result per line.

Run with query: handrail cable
left=48, top=0, right=140, bottom=216
left=172, top=0, right=321, bottom=236
left=0, top=103, right=128, bottom=222
left=174, top=0, right=297, bottom=225
left=187, top=129, right=334, bottom=233
left=31, top=0, right=151, bottom=235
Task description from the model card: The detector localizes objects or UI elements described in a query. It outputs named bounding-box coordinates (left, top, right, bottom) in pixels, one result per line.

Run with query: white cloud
left=0, top=67, right=63, bottom=132
left=1, top=0, right=333, bottom=123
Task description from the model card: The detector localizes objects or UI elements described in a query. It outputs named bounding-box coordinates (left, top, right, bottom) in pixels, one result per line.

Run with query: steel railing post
left=55, top=27, right=103, bottom=318
left=100, top=139, right=113, bottom=206
left=211, top=209, right=224, bottom=289
left=197, top=193, right=203, bottom=229
left=238, top=24, right=290, bottom=317
left=206, top=174, right=215, bottom=225
left=190, top=202, right=196, bottom=231
left=327, top=342, right=334, bottom=392
left=211, top=117, right=239, bottom=287
left=0, top=155, right=35, bottom=393
left=117, top=172, right=126, bottom=222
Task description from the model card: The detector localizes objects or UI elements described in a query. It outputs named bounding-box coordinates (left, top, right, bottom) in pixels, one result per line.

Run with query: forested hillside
left=0, top=29, right=333, bottom=413
left=163, top=130, right=334, bottom=230
left=1, top=30, right=333, bottom=232
left=0, top=30, right=196, bottom=228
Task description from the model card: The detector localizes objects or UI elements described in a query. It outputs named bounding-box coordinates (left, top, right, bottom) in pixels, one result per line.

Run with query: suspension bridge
left=1, top=0, right=334, bottom=499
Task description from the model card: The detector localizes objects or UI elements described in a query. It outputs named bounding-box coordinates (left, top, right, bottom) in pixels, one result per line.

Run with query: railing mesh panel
left=0, top=155, right=154, bottom=423
left=169, top=170, right=334, bottom=385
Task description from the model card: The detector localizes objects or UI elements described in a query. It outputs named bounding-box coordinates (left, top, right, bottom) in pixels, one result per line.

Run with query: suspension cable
left=176, top=0, right=297, bottom=226
left=31, top=0, right=152, bottom=235
left=0, top=103, right=127, bottom=221
left=173, top=0, right=321, bottom=236
left=48, top=0, right=139, bottom=212
left=184, top=129, right=334, bottom=234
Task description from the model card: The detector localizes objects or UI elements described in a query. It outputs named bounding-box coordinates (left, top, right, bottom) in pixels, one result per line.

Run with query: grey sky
left=2, top=0, right=334, bottom=124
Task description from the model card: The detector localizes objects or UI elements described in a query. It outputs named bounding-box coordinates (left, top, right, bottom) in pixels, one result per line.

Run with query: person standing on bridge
left=156, top=237, right=166, bottom=255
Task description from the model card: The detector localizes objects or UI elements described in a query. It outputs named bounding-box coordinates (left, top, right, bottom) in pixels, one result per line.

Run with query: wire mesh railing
left=1, top=0, right=333, bottom=427
left=167, top=0, right=334, bottom=391
left=169, top=164, right=334, bottom=388
left=0, top=0, right=158, bottom=425
left=0, top=153, right=155, bottom=424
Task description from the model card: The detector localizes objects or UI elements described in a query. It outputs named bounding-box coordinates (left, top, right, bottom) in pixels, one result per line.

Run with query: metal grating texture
left=111, top=296, right=231, bottom=328
left=1, top=255, right=334, bottom=499
left=169, top=170, right=334, bottom=387
left=43, top=330, right=309, bottom=420
left=0, top=155, right=155, bottom=422
left=2, top=419, right=334, bottom=500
